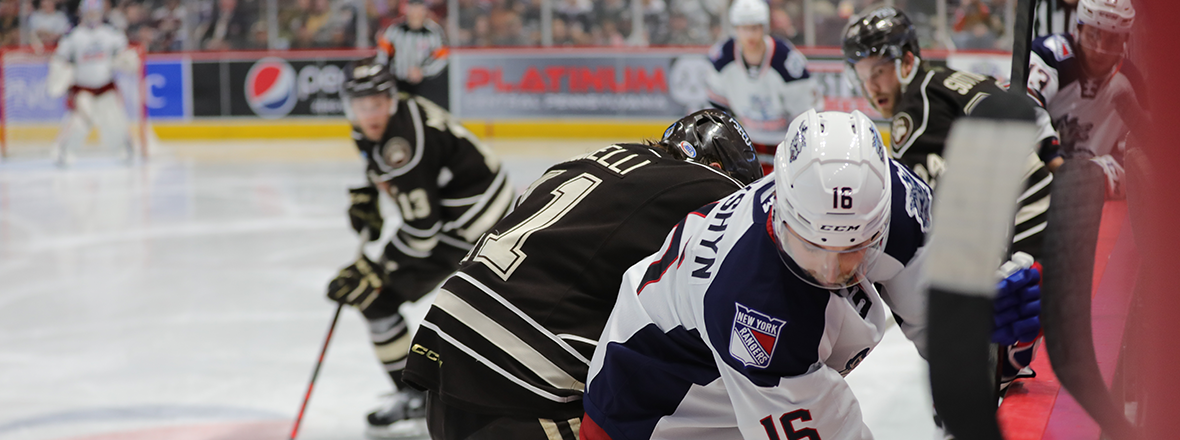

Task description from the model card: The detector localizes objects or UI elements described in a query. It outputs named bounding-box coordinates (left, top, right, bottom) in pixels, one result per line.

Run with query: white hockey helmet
left=1076, top=0, right=1135, bottom=34
left=773, top=109, right=892, bottom=289
left=730, top=0, right=770, bottom=27
left=78, top=0, right=104, bottom=26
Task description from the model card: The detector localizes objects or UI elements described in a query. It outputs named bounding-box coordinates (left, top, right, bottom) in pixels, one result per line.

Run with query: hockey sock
left=368, top=312, right=412, bottom=389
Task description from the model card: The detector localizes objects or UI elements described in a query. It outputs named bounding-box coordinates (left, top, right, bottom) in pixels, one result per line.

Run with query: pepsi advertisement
left=190, top=56, right=348, bottom=118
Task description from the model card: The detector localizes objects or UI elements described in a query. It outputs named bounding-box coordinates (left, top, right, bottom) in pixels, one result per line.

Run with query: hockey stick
left=1009, top=0, right=1038, bottom=97
left=289, top=229, right=370, bottom=440
left=927, top=94, right=1037, bottom=440
left=1039, top=159, right=1138, bottom=440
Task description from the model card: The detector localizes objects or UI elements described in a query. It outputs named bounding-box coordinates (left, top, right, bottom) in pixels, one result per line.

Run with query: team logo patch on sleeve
left=891, top=113, right=914, bottom=153
left=894, top=162, right=932, bottom=232
left=381, top=137, right=414, bottom=170
left=730, top=303, right=787, bottom=369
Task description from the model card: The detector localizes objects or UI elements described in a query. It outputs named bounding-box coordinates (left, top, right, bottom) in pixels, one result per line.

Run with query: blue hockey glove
left=992, top=252, right=1042, bottom=346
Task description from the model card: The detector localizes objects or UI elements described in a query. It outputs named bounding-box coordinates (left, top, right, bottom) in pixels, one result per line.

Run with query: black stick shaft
left=1010, top=0, right=1038, bottom=95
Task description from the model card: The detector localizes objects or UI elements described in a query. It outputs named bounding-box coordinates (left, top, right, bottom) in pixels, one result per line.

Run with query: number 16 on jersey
left=761, top=409, right=821, bottom=440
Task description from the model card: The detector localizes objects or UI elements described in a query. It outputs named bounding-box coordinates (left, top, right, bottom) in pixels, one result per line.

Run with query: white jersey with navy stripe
left=583, top=161, right=932, bottom=440
left=706, top=36, right=823, bottom=147
left=1027, top=33, right=1145, bottom=158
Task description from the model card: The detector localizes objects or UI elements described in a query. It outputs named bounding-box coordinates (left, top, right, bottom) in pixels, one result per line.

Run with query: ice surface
left=0, top=140, right=932, bottom=440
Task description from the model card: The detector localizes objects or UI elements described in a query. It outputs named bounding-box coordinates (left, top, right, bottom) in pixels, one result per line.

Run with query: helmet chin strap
left=896, top=55, right=921, bottom=93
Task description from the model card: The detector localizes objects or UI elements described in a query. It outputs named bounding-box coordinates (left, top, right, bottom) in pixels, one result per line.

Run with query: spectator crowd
left=0, top=0, right=1037, bottom=52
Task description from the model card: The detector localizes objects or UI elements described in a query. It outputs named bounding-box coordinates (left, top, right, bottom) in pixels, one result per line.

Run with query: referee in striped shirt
left=376, top=0, right=450, bottom=109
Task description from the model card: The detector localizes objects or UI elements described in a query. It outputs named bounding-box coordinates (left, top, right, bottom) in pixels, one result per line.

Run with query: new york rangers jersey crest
left=730, top=303, right=787, bottom=368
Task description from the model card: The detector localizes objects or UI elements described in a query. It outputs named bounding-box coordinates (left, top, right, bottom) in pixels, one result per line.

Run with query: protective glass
left=773, top=214, right=889, bottom=290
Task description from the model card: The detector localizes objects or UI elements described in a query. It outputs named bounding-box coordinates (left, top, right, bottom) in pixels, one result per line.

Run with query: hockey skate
left=365, top=387, right=428, bottom=439
left=52, top=143, right=71, bottom=168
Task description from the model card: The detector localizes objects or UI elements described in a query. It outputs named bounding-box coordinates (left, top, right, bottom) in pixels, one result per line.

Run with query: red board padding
left=997, top=201, right=1136, bottom=440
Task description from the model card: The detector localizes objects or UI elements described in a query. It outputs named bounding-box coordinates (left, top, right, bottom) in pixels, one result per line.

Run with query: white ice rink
left=0, top=140, right=933, bottom=440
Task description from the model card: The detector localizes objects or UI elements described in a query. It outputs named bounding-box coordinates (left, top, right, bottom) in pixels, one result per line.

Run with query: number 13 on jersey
left=469, top=172, right=603, bottom=281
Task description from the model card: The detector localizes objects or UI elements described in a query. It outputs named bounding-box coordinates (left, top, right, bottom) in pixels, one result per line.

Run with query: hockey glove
left=999, top=340, right=1039, bottom=392
left=327, top=255, right=387, bottom=311
left=1090, top=154, right=1126, bottom=200
left=348, top=186, right=383, bottom=239
left=992, top=252, right=1042, bottom=346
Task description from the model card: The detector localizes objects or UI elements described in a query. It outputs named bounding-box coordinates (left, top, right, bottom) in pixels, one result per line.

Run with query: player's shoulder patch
left=891, top=160, right=932, bottom=233
left=770, top=38, right=810, bottom=81
left=709, top=39, right=737, bottom=71
left=881, top=159, right=931, bottom=265
left=1034, top=33, right=1075, bottom=65
left=891, top=112, right=915, bottom=155
left=380, top=136, right=414, bottom=170
left=729, top=303, right=787, bottom=369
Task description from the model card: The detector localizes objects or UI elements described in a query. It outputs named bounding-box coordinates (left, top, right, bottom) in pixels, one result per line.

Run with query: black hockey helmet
left=661, top=109, right=761, bottom=185
left=842, top=6, right=920, bottom=65
left=343, top=56, right=396, bottom=99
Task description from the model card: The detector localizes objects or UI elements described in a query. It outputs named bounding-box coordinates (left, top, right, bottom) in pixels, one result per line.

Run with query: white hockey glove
left=47, top=57, right=74, bottom=98
left=113, top=48, right=141, bottom=74
left=1090, top=154, right=1126, bottom=200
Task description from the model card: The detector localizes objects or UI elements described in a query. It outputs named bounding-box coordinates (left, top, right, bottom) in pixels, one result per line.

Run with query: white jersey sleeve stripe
left=453, top=272, right=591, bottom=364
left=418, top=321, right=582, bottom=403
left=432, top=289, right=585, bottom=391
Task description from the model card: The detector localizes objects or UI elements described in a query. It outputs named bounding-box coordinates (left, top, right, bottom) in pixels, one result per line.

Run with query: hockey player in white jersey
left=706, top=0, right=822, bottom=176
left=1027, top=0, right=1143, bottom=198
left=47, top=0, right=140, bottom=166
left=580, top=109, right=1041, bottom=439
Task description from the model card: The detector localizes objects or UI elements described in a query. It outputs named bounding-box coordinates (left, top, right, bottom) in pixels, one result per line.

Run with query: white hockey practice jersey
left=706, top=36, right=822, bottom=148
left=53, top=24, right=128, bottom=89
left=1027, top=33, right=1145, bottom=158
left=582, top=162, right=933, bottom=440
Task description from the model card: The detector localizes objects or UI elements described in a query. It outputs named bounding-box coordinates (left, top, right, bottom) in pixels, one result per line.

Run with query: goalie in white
left=47, top=0, right=141, bottom=165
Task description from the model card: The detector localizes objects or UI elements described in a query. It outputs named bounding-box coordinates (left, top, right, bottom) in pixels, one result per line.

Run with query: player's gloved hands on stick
left=348, top=186, right=383, bottom=240
left=992, top=252, right=1042, bottom=346
left=327, top=255, right=387, bottom=311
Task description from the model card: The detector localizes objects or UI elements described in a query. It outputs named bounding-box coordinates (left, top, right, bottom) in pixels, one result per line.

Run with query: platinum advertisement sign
left=450, top=50, right=713, bottom=119
left=448, top=49, right=882, bottom=121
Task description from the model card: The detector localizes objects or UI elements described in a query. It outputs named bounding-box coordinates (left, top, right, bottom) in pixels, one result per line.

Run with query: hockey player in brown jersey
left=402, top=110, right=762, bottom=439
left=326, top=56, right=513, bottom=438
